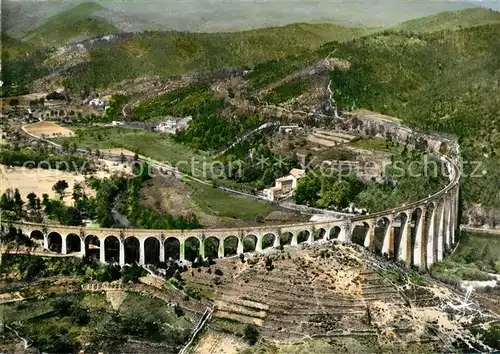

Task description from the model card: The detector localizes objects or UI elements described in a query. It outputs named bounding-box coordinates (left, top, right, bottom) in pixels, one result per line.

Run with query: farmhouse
left=154, top=116, right=192, bottom=134
left=264, top=168, right=305, bottom=201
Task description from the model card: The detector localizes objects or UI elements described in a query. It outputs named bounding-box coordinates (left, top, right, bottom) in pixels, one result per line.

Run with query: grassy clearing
left=431, top=232, right=500, bottom=283
left=348, top=137, right=404, bottom=154
left=185, top=180, right=273, bottom=220
left=51, top=126, right=208, bottom=174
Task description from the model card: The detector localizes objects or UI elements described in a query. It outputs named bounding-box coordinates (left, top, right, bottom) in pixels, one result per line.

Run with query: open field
left=51, top=126, right=208, bottom=174
left=140, top=175, right=284, bottom=228
left=24, top=121, right=75, bottom=138
left=345, top=109, right=402, bottom=123
left=185, top=180, right=274, bottom=221
left=347, top=137, right=404, bottom=155
left=0, top=162, right=130, bottom=205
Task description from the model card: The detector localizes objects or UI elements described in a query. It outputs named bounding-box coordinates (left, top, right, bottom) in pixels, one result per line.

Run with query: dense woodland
left=327, top=25, right=500, bottom=209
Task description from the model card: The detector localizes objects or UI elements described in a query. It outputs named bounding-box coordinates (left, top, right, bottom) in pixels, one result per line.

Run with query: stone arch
left=204, top=236, right=220, bottom=259
left=329, top=226, right=342, bottom=240
left=243, top=234, right=257, bottom=252
left=184, top=237, right=201, bottom=262
left=124, top=236, right=140, bottom=265
left=374, top=217, right=390, bottom=256
left=313, top=228, right=326, bottom=242
left=165, top=237, right=180, bottom=260
left=297, top=230, right=310, bottom=244
left=410, top=208, right=423, bottom=266
left=261, top=233, right=276, bottom=250
left=48, top=232, right=62, bottom=253
left=280, top=232, right=293, bottom=245
left=104, top=236, right=120, bottom=263
left=224, top=235, right=238, bottom=257
left=30, top=230, right=44, bottom=240
left=66, top=233, right=81, bottom=254
left=439, top=142, right=448, bottom=155
left=393, top=213, right=408, bottom=261
left=351, top=223, right=369, bottom=246
left=85, top=235, right=100, bottom=260
left=144, top=237, right=160, bottom=265
left=425, top=202, right=438, bottom=266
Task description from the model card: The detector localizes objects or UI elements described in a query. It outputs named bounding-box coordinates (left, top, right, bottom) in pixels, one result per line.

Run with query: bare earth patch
left=1, top=162, right=130, bottom=205
left=24, top=121, right=75, bottom=138
left=193, top=330, right=248, bottom=354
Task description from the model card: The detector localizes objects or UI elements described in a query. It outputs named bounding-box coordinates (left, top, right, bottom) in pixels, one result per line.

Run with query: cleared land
left=193, top=330, right=248, bottom=354
left=0, top=162, right=130, bottom=205
left=24, top=121, right=75, bottom=138
left=51, top=126, right=208, bottom=175
left=141, top=175, right=285, bottom=228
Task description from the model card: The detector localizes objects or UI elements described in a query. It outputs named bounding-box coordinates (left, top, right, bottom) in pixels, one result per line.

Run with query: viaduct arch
left=8, top=116, right=461, bottom=271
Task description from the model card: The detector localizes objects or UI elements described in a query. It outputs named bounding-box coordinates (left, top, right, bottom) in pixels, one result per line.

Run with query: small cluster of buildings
left=154, top=116, right=192, bottom=134
left=263, top=168, right=306, bottom=201
left=87, top=98, right=110, bottom=110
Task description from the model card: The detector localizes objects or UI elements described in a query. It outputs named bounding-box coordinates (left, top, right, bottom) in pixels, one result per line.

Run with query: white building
left=264, top=168, right=305, bottom=201
left=154, top=116, right=192, bottom=134
left=89, top=98, right=109, bottom=109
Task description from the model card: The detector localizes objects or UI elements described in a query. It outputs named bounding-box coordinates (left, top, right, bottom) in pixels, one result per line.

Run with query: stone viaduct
left=4, top=114, right=461, bottom=271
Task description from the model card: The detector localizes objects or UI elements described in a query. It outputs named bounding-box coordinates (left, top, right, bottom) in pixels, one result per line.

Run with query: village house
left=264, top=168, right=305, bottom=201
left=154, top=116, right=192, bottom=134
left=88, top=98, right=109, bottom=109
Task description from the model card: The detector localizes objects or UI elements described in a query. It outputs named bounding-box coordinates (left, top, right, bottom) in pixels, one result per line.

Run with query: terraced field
left=184, top=243, right=411, bottom=344
left=307, top=130, right=357, bottom=147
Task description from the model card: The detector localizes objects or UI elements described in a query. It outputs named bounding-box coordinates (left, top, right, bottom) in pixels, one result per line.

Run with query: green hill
left=62, top=23, right=368, bottom=90
left=327, top=23, right=500, bottom=209
left=0, top=34, right=40, bottom=60
left=394, top=7, right=500, bottom=32
left=21, top=2, right=118, bottom=47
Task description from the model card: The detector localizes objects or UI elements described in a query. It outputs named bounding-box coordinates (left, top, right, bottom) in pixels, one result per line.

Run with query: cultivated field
left=24, top=121, right=75, bottom=138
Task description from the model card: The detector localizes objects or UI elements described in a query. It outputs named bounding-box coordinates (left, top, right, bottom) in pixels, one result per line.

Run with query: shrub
left=243, top=324, right=260, bottom=345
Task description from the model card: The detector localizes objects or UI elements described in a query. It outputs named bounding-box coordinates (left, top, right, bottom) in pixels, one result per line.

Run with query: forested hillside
left=20, top=2, right=118, bottom=47
left=328, top=23, right=500, bottom=209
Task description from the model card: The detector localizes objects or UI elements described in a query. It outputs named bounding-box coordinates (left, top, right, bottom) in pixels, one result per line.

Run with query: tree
left=243, top=324, right=260, bottom=345
left=61, top=140, right=70, bottom=152
left=72, top=182, right=84, bottom=202
left=13, top=188, right=24, bottom=217
left=26, top=192, right=42, bottom=221
left=294, top=173, right=321, bottom=206
left=8, top=98, right=19, bottom=107
left=53, top=180, right=69, bottom=199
